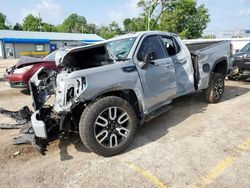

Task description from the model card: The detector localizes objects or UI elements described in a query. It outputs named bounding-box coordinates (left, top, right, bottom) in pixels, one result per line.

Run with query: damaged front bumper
left=31, top=110, right=47, bottom=139
left=2, top=68, right=86, bottom=154
left=0, top=106, right=49, bottom=154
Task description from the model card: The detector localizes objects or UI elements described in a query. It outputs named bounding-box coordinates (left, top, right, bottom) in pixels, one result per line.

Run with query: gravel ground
left=0, top=59, right=250, bottom=188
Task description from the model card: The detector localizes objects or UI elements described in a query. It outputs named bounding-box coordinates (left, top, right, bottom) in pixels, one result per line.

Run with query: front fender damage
left=27, top=68, right=83, bottom=154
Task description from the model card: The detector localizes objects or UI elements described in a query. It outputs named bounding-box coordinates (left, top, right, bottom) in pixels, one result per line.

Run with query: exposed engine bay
left=5, top=40, right=132, bottom=154
left=61, top=44, right=114, bottom=69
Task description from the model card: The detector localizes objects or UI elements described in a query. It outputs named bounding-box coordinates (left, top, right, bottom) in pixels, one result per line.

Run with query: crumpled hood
left=15, top=56, right=51, bottom=68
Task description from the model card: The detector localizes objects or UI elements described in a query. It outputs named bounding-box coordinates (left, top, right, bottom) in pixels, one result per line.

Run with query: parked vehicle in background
left=4, top=50, right=58, bottom=88
left=17, top=31, right=231, bottom=157
left=228, top=42, right=250, bottom=81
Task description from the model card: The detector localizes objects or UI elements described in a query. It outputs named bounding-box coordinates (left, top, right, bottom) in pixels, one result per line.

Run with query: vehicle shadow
left=128, top=84, right=250, bottom=153
left=58, top=133, right=90, bottom=161
left=129, top=92, right=207, bottom=151
left=221, top=85, right=250, bottom=102
left=53, top=84, right=250, bottom=158
left=20, top=89, right=30, bottom=95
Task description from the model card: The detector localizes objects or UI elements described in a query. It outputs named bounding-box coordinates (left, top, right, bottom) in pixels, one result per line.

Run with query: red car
left=4, top=51, right=57, bottom=88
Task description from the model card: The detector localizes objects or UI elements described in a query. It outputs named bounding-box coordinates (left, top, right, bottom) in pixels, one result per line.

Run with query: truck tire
left=79, top=96, right=138, bottom=157
left=204, top=73, right=225, bottom=103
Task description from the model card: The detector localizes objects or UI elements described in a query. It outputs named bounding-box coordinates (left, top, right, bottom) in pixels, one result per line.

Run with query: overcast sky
left=0, top=0, right=250, bottom=33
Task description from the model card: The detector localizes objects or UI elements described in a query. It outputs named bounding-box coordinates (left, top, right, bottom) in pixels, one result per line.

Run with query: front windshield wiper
left=116, top=58, right=131, bottom=61
left=115, top=50, right=126, bottom=57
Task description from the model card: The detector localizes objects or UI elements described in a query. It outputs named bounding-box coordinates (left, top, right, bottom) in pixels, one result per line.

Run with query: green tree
left=160, top=0, right=210, bottom=39
left=123, top=17, right=147, bottom=32
left=97, top=26, right=112, bottom=39
left=42, top=23, right=58, bottom=32
left=85, top=23, right=98, bottom=33
left=137, top=0, right=170, bottom=30
left=13, top=23, right=23, bottom=30
left=22, top=14, right=41, bottom=31
left=0, top=12, right=10, bottom=29
left=109, top=21, right=122, bottom=34
left=203, top=34, right=216, bottom=39
left=97, top=22, right=122, bottom=39
left=59, top=13, right=87, bottom=33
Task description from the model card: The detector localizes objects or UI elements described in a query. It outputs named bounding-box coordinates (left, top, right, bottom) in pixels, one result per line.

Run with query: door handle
left=150, top=61, right=159, bottom=66
left=179, top=59, right=187, bottom=64
left=165, top=63, right=173, bottom=69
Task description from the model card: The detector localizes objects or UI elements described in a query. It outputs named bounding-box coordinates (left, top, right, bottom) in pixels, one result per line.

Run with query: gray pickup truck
left=28, top=31, right=231, bottom=156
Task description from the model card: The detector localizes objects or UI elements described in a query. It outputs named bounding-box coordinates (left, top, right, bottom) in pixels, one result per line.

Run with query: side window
left=160, top=36, right=181, bottom=56
left=137, top=35, right=166, bottom=61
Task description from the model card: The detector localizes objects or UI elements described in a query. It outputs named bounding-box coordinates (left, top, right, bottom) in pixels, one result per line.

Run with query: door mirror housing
left=235, top=49, right=240, bottom=53
left=139, top=51, right=156, bottom=69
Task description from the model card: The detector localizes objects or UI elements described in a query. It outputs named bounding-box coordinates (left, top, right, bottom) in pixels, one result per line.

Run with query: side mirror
left=139, top=51, right=156, bottom=69
left=235, top=49, right=240, bottom=53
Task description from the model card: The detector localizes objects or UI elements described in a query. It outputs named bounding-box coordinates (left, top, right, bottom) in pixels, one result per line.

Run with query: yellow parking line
left=238, top=138, right=250, bottom=151
left=189, top=137, right=250, bottom=188
left=122, top=161, right=168, bottom=188
left=189, top=157, right=236, bottom=188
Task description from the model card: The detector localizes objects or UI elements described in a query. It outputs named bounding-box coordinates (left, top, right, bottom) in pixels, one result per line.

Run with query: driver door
left=135, top=35, right=177, bottom=113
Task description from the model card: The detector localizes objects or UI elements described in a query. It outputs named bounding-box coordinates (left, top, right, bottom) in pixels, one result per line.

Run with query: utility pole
left=148, top=13, right=150, bottom=31
left=147, top=0, right=152, bottom=31
left=38, top=13, right=42, bottom=32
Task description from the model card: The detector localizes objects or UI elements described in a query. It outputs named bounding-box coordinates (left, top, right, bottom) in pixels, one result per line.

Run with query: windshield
left=107, top=37, right=136, bottom=60
left=241, top=43, right=250, bottom=52
left=43, top=50, right=57, bottom=60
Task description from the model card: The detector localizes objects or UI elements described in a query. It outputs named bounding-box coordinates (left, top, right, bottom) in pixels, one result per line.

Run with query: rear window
left=160, top=35, right=181, bottom=56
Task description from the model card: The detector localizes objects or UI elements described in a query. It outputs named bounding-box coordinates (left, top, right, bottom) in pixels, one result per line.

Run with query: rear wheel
left=204, top=73, right=225, bottom=103
left=79, top=96, right=138, bottom=157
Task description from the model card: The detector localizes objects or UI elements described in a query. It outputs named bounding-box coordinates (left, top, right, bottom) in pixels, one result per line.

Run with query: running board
left=144, top=104, right=172, bottom=123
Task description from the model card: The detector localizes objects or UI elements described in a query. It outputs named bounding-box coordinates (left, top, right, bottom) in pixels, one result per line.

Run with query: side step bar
left=144, top=104, right=172, bottom=123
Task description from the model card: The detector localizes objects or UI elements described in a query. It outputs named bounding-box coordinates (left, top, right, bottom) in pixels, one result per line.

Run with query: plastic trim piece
left=31, top=110, right=47, bottom=139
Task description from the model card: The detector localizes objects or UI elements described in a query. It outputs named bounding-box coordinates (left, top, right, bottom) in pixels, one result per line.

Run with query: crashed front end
left=3, top=39, right=133, bottom=154
left=29, top=68, right=87, bottom=151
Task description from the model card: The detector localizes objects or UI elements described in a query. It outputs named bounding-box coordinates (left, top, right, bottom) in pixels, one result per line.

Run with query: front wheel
left=204, top=73, right=225, bottom=103
left=79, top=96, right=138, bottom=157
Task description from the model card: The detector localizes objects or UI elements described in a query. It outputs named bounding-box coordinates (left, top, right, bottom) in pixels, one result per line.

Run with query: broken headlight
left=58, top=77, right=87, bottom=106
left=66, top=87, right=74, bottom=103
left=14, top=65, right=33, bottom=74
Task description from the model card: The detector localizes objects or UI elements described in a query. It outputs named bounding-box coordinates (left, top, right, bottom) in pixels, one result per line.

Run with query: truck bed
left=185, top=40, right=231, bottom=90
left=185, top=41, right=225, bottom=53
